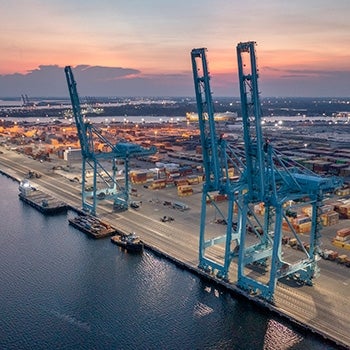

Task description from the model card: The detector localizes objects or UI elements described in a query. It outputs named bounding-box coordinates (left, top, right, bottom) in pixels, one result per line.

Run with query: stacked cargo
left=186, top=174, right=200, bottom=185
left=213, top=194, right=227, bottom=202
left=321, top=211, right=339, bottom=226
left=301, top=204, right=333, bottom=216
left=165, top=178, right=175, bottom=188
left=150, top=179, right=166, bottom=189
left=177, top=185, right=193, bottom=196
left=339, top=166, right=350, bottom=178
left=313, top=160, right=332, bottom=174
left=254, top=202, right=265, bottom=215
left=337, top=203, right=350, bottom=219
left=206, top=193, right=228, bottom=204
left=335, top=187, right=350, bottom=196
left=178, top=165, right=193, bottom=177
left=319, top=204, right=339, bottom=227
left=130, top=170, right=148, bottom=184
left=174, top=178, right=188, bottom=186
left=228, top=168, right=235, bottom=179
left=301, top=204, right=339, bottom=227
left=294, top=216, right=312, bottom=233
left=335, top=227, right=350, bottom=242
left=166, top=167, right=180, bottom=179
left=283, top=215, right=311, bottom=234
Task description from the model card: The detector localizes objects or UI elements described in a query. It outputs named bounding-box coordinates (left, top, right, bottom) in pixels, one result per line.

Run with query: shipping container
left=150, top=179, right=166, bottom=189
left=320, top=211, right=339, bottom=226
left=177, top=185, right=193, bottom=196
left=336, top=227, right=350, bottom=238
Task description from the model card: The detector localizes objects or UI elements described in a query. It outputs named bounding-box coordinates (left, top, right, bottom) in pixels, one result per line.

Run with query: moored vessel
left=18, top=179, right=67, bottom=214
left=111, top=232, right=144, bottom=253
left=68, top=214, right=116, bottom=239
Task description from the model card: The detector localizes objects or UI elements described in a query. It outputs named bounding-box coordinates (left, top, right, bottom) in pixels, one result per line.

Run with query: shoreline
left=0, top=167, right=348, bottom=349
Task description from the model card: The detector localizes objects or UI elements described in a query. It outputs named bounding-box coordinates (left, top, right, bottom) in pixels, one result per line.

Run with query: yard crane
left=64, top=66, right=156, bottom=215
left=191, top=43, right=342, bottom=301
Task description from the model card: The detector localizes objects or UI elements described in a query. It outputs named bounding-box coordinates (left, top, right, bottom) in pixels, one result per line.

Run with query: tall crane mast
left=64, top=66, right=156, bottom=215
left=191, top=43, right=342, bottom=301
left=191, top=48, right=245, bottom=278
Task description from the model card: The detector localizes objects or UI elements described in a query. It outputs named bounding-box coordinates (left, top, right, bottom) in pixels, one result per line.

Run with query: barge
left=18, top=179, right=67, bottom=214
left=111, top=233, right=144, bottom=253
left=68, top=214, right=117, bottom=239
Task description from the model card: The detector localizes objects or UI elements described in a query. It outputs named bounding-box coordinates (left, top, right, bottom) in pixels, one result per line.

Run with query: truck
left=172, top=201, right=189, bottom=211
left=321, top=249, right=338, bottom=261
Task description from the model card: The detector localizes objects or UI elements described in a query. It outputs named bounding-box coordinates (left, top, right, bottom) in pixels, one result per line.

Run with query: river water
left=0, top=175, right=338, bottom=349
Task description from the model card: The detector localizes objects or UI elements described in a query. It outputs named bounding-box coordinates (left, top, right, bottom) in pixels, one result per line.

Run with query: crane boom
left=237, top=42, right=265, bottom=201
left=191, top=48, right=221, bottom=192
left=64, top=67, right=91, bottom=157
left=64, top=66, right=157, bottom=214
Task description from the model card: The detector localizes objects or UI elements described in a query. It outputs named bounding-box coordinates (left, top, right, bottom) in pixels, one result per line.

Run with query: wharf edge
left=0, top=168, right=348, bottom=350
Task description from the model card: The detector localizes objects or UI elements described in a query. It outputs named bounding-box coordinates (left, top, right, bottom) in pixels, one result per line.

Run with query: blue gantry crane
left=64, top=66, right=156, bottom=215
left=191, top=42, right=342, bottom=301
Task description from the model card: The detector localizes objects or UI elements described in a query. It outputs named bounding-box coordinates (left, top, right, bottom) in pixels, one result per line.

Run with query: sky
left=1, top=0, right=350, bottom=98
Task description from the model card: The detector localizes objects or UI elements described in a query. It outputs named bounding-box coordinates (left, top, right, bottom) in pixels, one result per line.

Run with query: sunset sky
left=1, top=0, right=350, bottom=97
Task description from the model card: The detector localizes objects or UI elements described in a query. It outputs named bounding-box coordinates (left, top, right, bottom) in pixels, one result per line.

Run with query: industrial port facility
left=0, top=42, right=350, bottom=349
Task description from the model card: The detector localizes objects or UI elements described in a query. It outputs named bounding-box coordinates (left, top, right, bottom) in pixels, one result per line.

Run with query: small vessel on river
left=111, top=232, right=144, bottom=253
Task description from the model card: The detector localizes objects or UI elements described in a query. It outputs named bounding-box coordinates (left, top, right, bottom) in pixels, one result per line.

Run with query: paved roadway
left=0, top=149, right=349, bottom=349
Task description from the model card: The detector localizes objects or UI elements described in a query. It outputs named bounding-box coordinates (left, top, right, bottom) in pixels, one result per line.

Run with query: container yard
left=1, top=119, right=350, bottom=348
left=0, top=85, right=350, bottom=349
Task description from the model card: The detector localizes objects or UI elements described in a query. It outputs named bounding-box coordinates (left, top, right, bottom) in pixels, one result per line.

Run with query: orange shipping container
left=336, top=227, right=350, bottom=237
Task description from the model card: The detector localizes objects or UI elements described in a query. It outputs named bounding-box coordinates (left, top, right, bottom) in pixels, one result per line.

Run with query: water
left=0, top=175, right=338, bottom=349
left=2, top=115, right=186, bottom=124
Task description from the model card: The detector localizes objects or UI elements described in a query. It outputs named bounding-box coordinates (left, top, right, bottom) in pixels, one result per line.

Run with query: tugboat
left=111, top=232, right=144, bottom=253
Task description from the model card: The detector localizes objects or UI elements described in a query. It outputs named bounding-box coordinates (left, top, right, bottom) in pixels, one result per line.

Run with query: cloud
left=262, top=66, right=345, bottom=78
left=1, top=63, right=350, bottom=98
left=0, top=64, right=197, bottom=97
left=0, top=65, right=144, bottom=97
left=259, top=68, right=350, bottom=97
